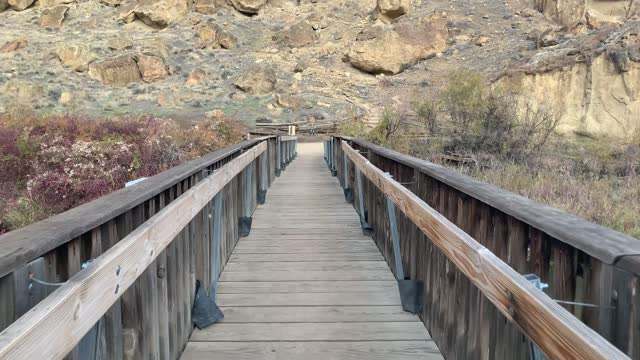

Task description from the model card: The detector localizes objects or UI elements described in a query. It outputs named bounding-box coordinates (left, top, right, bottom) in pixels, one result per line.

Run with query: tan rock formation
left=375, top=0, right=413, bottom=24
left=185, top=69, right=207, bottom=87
left=274, top=20, right=317, bottom=48
left=534, top=0, right=587, bottom=26
left=229, top=0, right=266, bottom=14
left=8, top=0, right=34, bottom=11
left=136, top=53, right=169, bottom=82
left=0, top=39, right=28, bottom=53
left=88, top=56, right=142, bottom=87
left=347, top=16, right=448, bottom=75
left=198, top=23, right=237, bottom=49
left=40, top=6, right=68, bottom=29
left=56, top=44, right=96, bottom=72
left=132, top=0, right=190, bottom=28
left=234, top=68, right=276, bottom=95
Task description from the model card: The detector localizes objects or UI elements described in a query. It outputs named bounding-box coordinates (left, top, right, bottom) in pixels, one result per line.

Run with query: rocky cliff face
left=0, top=0, right=638, bottom=139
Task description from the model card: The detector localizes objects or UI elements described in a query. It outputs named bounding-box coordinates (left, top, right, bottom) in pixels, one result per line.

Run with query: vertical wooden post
left=210, top=193, right=223, bottom=298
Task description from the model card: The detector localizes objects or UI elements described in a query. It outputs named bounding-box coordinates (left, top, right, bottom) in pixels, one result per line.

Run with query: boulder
left=117, top=0, right=137, bottom=23
left=346, top=16, right=448, bottom=75
left=56, top=44, right=96, bottom=72
left=198, top=23, right=237, bottom=49
left=88, top=56, right=142, bottom=87
left=36, top=0, right=74, bottom=7
left=8, top=0, right=34, bottom=11
left=40, top=6, right=68, bottom=29
left=229, top=0, right=266, bottom=14
left=59, top=92, right=74, bottom=106
left=107, top=38, right=134, bottom=50
left=136, top=53, right=169, bottom=82
left=234, top=68, right=276, bottom=95
left=586, top=9, right=623, bottom=29
left=0, top=39, right=28, bottom=53
left=194, top=0, right=215, bottom=14
left=132, top=0, right=190, bottom=28
left=5, top=80, right=44, bottom=100
left=375, top=0, right=413, bottom=24
left=185, top=68, right=207, bottom=87
left=274, top=20, right=317, bottom=48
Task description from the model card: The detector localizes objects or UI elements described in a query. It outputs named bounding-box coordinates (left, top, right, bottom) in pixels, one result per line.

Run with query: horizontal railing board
left=343, top=137, right=640, bottom=267
left=342, top=140, right=628, bottom=360
left=0, top=138, right=269, bottom=279
left=0, top=142, right=268, bottom=360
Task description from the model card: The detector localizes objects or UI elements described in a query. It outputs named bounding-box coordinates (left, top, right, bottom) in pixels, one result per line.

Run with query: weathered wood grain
left=0, top=142, right=267, bottom=360
left=342, top=141, right=628, bottom=360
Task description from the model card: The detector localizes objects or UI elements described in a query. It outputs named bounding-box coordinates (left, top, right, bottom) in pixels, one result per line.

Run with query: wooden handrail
left=340, top=137, right=640, bottom=266
left=342, top=141, right=628, bottom=360
left=0, top=142, right=267, bottom=359
left=0, top=137, right=272, bottom=279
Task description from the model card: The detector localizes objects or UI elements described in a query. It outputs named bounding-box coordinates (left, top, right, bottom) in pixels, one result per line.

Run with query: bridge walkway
left=180, top=142, right=443, bottom=359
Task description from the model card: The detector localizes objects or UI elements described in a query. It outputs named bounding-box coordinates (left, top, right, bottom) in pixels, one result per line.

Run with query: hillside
left=1, top=0, right=638, bottom=138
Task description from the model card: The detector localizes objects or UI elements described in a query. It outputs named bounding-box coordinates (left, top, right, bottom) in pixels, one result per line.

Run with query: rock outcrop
left=229, top=0, right=266, bottom=14
left=347, top=15, right=448, bottom=75
left=56, top=44, right=96, bottom=72
left=375, top=0, right=413, bottom=24
left=534, top=0, right=586, bottom=26
left=136, top=53, right=169, bottom=82
left=8, top=0, right=34, bottom=11
left=88, top=56, right=142, bottom=87
left=118, top=0, right=189, bottom=27
left=234, top=68, right=276, bottom=94
left=274, top=20, right=317, bottom=48
left=5, top=80, right=44, bottom=100
left=0, top=39, right=28, bottom=53
left=185, top=68, right=207, bottom=87
left=198, top=23, right=237, bottom=49
left=194, top=0, right=215, bottom=14
left=40, top=6, right=68, bottom=29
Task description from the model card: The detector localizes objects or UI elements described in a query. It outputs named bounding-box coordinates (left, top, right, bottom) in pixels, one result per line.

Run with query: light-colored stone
left=88, top=55, right=142, bottom=87
left=5, top=80, right=44, bottom=100
left=376, top=0, right=413, bottom=24
left=185, top=68, right=207, bottom=87
left=534, top=0, right=586, bottom=26
left=194, top=0, right=215, bottom=14
left=198, top=23, right=237, bottom=49
left=136, top=53, right=169, bottom=82
left=234, top=68, right=276, bottom=95
left=132, top=0, right=190, bottom=28
left=56, top=44, right=96, bottom=72
left=40, top=6, right=68, bottom=29
left=8, top=0, right=34, bottom=11
left=274, top=20, right=317, bottom=48
left=229, top=0, right=266, bottom=14
left=475, top=35, right=489, bottom=46
left=36, top=0, right=74, bottom=8
left=347, top=16, right=448, bottom=75
left=107, top=38, right=134, bottom=50
left=59, top=92, right=73, bottom=106
left=585, top=9, right=623, bottom=30
left=0, top=39, right=28, bottom=53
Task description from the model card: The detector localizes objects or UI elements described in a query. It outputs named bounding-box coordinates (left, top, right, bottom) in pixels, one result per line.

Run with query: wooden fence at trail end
left=329, top=135, right=640, bottom=360
left=0, top=136, right=297, bottom=360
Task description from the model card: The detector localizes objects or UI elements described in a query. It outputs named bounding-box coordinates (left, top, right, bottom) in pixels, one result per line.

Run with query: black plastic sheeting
left=239, top=217, right=252, bottom=237
left=360, top=209, right=374, bottom=237
left=398, top=279, right=424, bottom=314
left=343, top=188, right=354, bottom=204
left=257, top=190, right=267, bottom=205
left=192, top=281, right=224, bottom=330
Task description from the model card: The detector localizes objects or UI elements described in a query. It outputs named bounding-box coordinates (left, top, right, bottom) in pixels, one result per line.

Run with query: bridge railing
left=330, top=136, right=640, bottom=359
left=0, top=136, right=297, bottom=359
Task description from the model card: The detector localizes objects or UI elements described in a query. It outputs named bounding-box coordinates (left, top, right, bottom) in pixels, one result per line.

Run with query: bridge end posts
left=276, top=137, right=282, bottom=177
left=330, top=137, right=337, bottom=177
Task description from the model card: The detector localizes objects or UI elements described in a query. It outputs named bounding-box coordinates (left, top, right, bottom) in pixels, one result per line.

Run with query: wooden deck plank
left=190, top=322, right=429, bottom=342
left=217, top=306, right=418, bottom=323
left=182, top=341, right=443, bottom=360
left=180, top=142, right=442, bottom=360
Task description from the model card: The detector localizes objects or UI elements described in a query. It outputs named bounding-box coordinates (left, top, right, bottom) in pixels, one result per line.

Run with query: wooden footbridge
left=0, top=136, right=639, bottom=359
